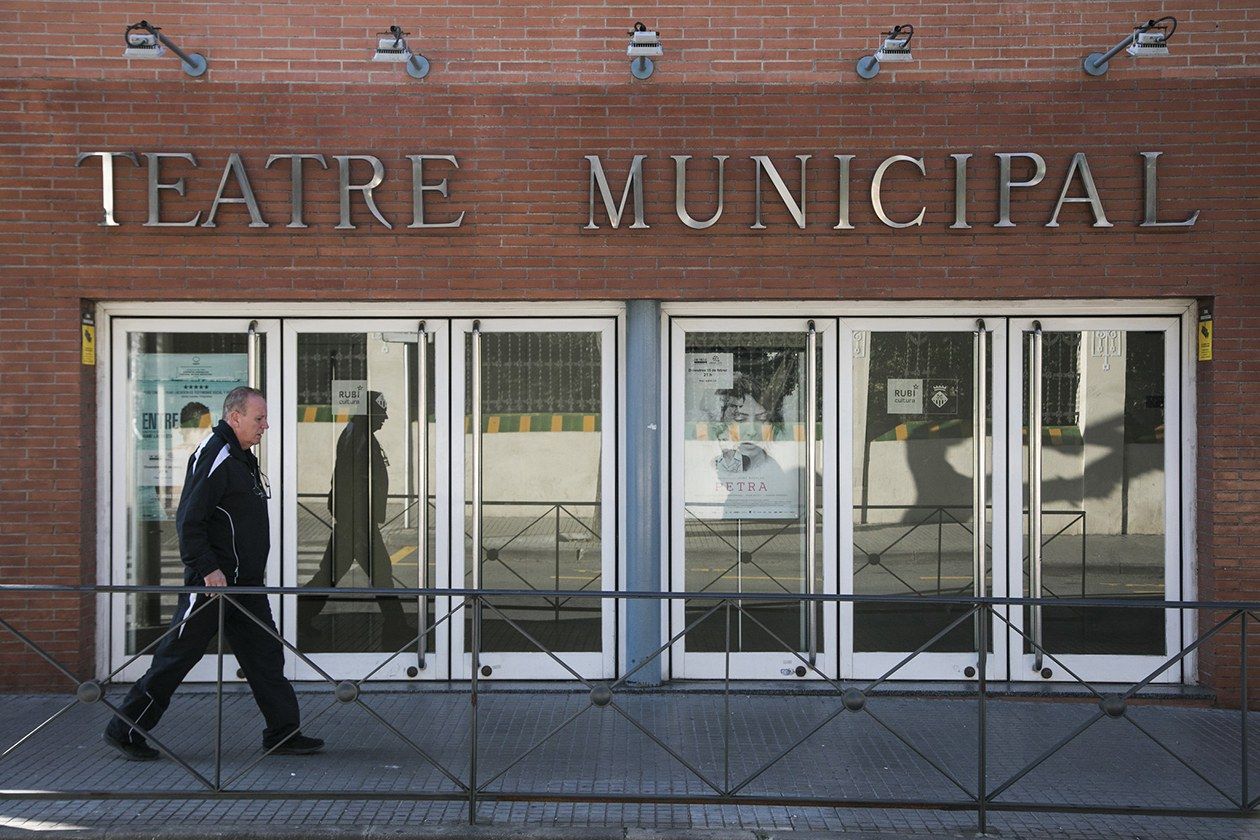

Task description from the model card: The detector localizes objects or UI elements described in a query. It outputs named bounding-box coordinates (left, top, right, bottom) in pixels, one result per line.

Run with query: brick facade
left=0, top=2, right=1256, bottom=696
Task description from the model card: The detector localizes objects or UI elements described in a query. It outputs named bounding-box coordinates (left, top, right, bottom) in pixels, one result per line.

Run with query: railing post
left=469, top=593, right=480, bottom=825
left=1242, top=611, right=1249, bottom=813
left=724, top=598, right=732, bottom=795
left=215, top=593, right=225, bottom=791
left=977, top=602, right=988, bottom=834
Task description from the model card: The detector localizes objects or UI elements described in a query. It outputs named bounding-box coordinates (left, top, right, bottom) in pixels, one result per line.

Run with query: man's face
left=369, top=392, right=388, bottom=432
left=229, top=395, right=269, bottom=449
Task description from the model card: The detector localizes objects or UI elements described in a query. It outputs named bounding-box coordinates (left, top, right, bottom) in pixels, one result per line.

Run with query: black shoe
left=265, top=733, right=324, bottom=755
left=103, top=731, right=160, bottom=762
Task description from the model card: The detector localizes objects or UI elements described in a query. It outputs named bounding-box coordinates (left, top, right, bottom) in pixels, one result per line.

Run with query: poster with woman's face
left=684, top=347, right=805, bottom=520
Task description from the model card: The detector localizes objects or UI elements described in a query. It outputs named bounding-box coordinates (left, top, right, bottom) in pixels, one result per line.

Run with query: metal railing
left=296, top=494, right=601, bottom=605
left=683, top=504, right=1089, bottom=601
left=0, top=583, right=1256, bottom=832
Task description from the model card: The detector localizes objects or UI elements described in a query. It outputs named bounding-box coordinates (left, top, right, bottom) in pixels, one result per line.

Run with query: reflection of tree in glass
left=861, top=332, right=977, bottom=520
left=717, top=359, right=799, bottom=425
left=866, top=332, right=978, bottom=441
left=858, top=330, right=1165, bottom=530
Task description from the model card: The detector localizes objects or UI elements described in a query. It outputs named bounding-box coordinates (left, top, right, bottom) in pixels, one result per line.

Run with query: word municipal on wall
left=74, top=150, right=1199, bottom=230
left=586, top=152, right=1199, bottom=230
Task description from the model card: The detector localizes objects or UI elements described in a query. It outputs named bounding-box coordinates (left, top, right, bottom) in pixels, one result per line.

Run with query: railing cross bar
left=473, top=702, right=593, bottom=791
left=861, top=705, right=977, bottom=799
left=987, top=710, right=1105, bottom=801
left=481, top=600, right=593, bottom=686
left=0, top=699, right=77, bottom=762
left=1123, top=712, right=1241, bottom=808
left=1123, top=609, right=1241, bottom=700
left=355, top=598, right=467, bottom=684
left=606, top=700, right=726, bottom=795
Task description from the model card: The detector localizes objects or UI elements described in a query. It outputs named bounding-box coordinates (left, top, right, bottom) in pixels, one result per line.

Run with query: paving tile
left=0, top=688, right=1257, bottom=839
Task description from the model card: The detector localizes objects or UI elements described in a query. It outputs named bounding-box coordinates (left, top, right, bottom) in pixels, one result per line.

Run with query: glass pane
left=683, top=332, right=822, bottom=655
left=295, top=332, right=426, bottom=654
left=852, top=330, right=991, bottom=653
left=465, top=331, right=603, bottom=653
left=123, top=332, right=253, bottom=654
left=1025, top=330, right=1166, bottom=656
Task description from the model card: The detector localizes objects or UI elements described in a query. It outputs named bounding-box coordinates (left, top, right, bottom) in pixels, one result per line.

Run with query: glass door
left=840, top=318, right=1007, bottom=681
left=450, top=319, right=616, bottom=680
left=283, top=320, right=449, bottom=681
left=109, top=318, right=280, bottom=682
left=670, top=318, right=836, bottom=679
left=1009, top=318, right=1182, bottom=683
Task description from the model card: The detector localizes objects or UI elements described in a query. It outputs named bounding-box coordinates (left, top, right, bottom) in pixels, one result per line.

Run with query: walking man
left=303, top=390, right=411, bottom=644
left=104, top=386, right=323, bottom=761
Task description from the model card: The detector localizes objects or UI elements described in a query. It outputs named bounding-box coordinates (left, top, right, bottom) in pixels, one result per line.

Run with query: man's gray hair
left=223, top=386, right=265, bottom=417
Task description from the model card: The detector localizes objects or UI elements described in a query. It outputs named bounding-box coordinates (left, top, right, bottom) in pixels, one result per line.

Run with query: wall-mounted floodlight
left=1082, top=17, right=1176, bottom=76
left=627, top=22, right=662, bottom=80
left=856, top=24, right=913, bottom=79
left=123, top=20, right=207, bottom=77
left=373, top=25, right=429, bottom=79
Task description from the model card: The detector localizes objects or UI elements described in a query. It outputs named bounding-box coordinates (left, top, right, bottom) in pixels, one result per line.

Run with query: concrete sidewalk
left=1, top=685, right=1257, bottom=839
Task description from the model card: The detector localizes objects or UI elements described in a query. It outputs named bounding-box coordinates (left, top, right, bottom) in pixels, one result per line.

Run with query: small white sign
left=686, top=352, right=734, bottom=388
left=332, top=379, right=368, bottom=412
left=887, top=378, right=923, bottom=414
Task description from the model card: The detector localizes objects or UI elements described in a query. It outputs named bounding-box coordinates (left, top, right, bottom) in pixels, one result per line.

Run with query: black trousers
left=106, top=591, right=300, bottom=746
left=306, top=522, right=406, bottom=624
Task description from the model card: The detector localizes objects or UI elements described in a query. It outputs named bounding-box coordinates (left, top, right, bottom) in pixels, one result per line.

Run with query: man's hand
left=203, top=570, right=228, bottom=588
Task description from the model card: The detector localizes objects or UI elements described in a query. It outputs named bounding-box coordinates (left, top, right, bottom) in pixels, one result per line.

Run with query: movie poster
left=131, top=353, right=249, bottom=520
left=684, top=349, right=805, bottom=520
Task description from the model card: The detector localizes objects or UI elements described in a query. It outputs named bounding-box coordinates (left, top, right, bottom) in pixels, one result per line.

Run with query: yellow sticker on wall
left=81, top=322, right=96, bottom=366
left=1197, top=319, right=1213, bottom=362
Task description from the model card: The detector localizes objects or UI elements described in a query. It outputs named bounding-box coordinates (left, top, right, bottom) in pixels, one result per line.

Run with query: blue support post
left=625, top=300, right=663, bottom=685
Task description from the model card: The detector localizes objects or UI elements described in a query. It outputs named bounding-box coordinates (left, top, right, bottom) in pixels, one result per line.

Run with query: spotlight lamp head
left=856, top=24, right=914, bottom=79
left=374, top=25, right=429, bottom=79
left=627, top=22, right=662, bottom=80
left=1083, top=16, right=1177, bottom=76
left=123, top=20, right=207, bottom=77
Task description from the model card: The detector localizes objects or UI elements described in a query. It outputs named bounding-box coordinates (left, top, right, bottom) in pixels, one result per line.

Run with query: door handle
left=471, top=321, right=483, bottom=592
left=973, top=319, right=987, bottom=658
left=416, top=321, right=428, bottom=670
left=1030, top=322, right=1045, bottom=672
left=469, top=321, right=484, bottom=677
left=806, top=320, right=818, bottom=667
left=247, top=320, right=261, bottom=389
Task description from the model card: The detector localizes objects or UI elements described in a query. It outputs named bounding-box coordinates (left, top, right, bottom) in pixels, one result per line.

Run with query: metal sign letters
left=74, top=150, right=1199, bottom=231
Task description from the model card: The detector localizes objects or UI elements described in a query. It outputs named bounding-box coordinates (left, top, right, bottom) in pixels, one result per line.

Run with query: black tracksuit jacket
left=176, top=420, right=270, bottom=585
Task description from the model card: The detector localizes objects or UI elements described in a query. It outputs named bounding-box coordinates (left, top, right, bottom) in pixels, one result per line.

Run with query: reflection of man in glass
left=305, top=391, right=410, bottom=640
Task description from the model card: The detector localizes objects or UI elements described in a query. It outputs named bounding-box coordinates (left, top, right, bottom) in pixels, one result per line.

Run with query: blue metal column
left=625, top=300, right=663, bottom=685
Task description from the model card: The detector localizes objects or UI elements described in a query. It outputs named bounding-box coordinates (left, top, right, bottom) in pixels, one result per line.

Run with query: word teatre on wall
left=75, top=151, right=1200, bottom=231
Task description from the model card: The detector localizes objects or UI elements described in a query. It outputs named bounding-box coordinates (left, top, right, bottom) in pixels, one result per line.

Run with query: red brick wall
left=0, top=0, right=1257, bottom=697
left=0, top=1, right=1254, bottom=84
